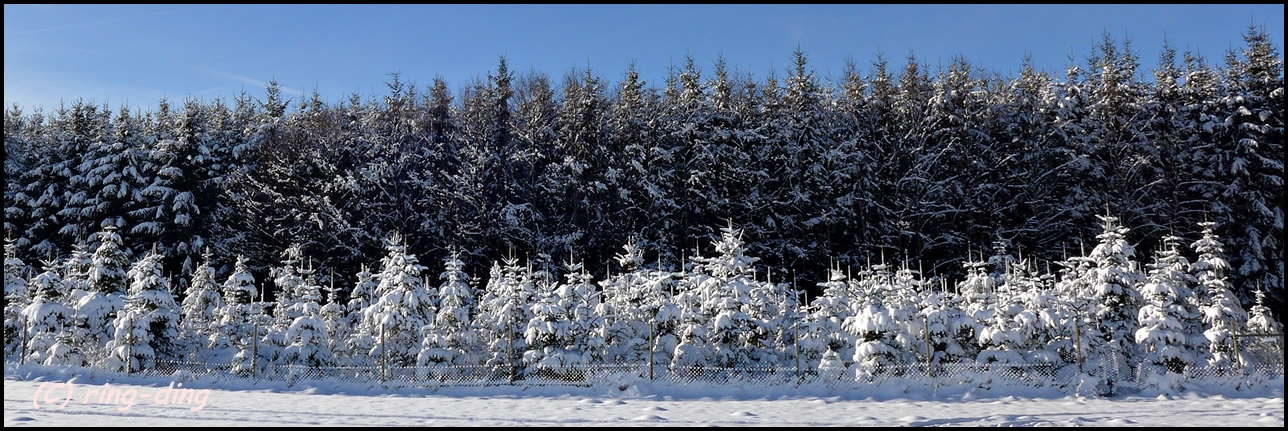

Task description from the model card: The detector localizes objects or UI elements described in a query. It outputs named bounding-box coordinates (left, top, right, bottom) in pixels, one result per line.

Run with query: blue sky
left=4, top=4, right=1283, bottom=113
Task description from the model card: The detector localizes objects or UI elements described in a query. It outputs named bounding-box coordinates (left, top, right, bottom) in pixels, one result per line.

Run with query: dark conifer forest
left=4, top=27, right=1282, bottom=314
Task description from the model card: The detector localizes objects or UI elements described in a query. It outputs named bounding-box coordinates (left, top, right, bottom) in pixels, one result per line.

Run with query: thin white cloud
left=7, top=11, right=169, bottom=36
left=195, top=86, right=228, bottom=96
left=195, top=67, right=304, bottom=96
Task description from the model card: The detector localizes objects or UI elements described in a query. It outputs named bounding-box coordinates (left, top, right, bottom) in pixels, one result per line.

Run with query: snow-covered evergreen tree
left=66, top=104, right=149, bottom=246
left=920, top=278, right=968, bottom=365
left=180, top=249, right=223, bottom=358
left=57, top=242, right=95, bottom=358
left=976, top=259, right=1032, bottom=364
left=954, top=256, right=994, bottom=361
left=76, top=225, right=129, bottom=349
left=221, top=255, right=258, bottom=305
left=816, top=346, right=848, bottom=382
left=565, top=261, right=603, bottom=356
left=343, top=263, right=378, bottom=364
left=669, top=260, right=711, bottom=371
left=347, top=265, right=380, bottom=313
left=132, top=98, right=221, bottom=277
left=1241, top=287, right=1282, bottom=366
left=799, top=267, right=853, bottom=369
left=319, top=277, right=351, bottom=365
left=37, top=264, right=83, bottom=366
left=418, top=249, right=478, bottom=367
left=845, top=260, right=901, bottom=375
left=358, top=233, right=434, bottom=366
left=14, top=101, right=90, bottom=260
left=645, top=264, right=682, bottom=367
left=1135, top=235, right=1196, bottom=374
left=1244, top=288, right=1279, bottom=337
left=1191, top=221, right=1248, bottom=367
left=105, top=249, right=181, bottom=371
left=270, top=244, right=307, bottom=330
left=987, top=239, right=1020, bottom=289
left=594, top=248, right=638, bottom=363
left=598, top=240, right=683, bottom=368
left=216, top=255, right=259, bottom=369
left=886, top=261, right=927, bottom=365
left=281, top=259, right=332, bottom=368
left=524, top=259, right=596, bottom=377
left=593, top=239, right=681, bottom=368
left=1015, top=265, right=1066, bottom=366
left=1217, top=26, right=1283, bottom=312
left=4, top=238, right=30, bottom=357
left=253, top=246, right=310, bottom=369
left=4, top=238, right=28, bottom=300
left=1085, top=214, right=1145, bottom=374
left=752, top=268, right=799, bottom=367
left=475, top=257, right=534, bottom=376
left=21, top=260, right=72, bottom=365
left=689, top=224, right=770, bottom=368
left=1052, top=245, right=1101, bottom=368
left=4, top=104, right=34, bottom=241
left=60, top=242, right=93, bottom=302
left=233, top=302, right=273, bottom=376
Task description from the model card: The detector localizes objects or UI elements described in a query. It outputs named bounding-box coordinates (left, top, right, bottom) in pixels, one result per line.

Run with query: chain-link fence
left=9, top=354, right=1273, bottom=397
left=7, top=325, right=1282, bottom=395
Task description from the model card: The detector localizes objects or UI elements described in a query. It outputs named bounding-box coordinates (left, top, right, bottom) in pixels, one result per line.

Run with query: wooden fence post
left=649, top=319, right=655, bottom=382
left=508, top=317, right=515, bottom=383
left=126, top=317, right=134, bottom=373
left=925, top=316, right=932, bottom=377
left=1229, top=320, right=1241, bottom=370
left=380, top=323, right=389, bottom=382
left=19, top=319, right=27, bottom=366
left=793, top=321, right=800, bottom=379
left=1074, top=314, right=1083, bottom=374
left=252, top=319, right=259, bottom=379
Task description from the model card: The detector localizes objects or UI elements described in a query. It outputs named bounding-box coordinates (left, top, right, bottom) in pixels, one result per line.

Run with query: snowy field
left=5, top=364, right=1283, bottom=427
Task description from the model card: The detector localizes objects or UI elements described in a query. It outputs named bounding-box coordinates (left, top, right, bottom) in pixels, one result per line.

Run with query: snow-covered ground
left=5, top=364, right=1283, bottom=427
